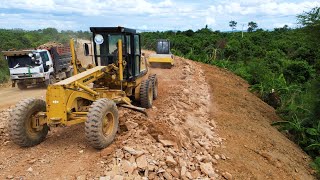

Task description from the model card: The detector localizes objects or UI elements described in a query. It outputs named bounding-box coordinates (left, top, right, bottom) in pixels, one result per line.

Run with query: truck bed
left=49, top=47, right=72, bottom=73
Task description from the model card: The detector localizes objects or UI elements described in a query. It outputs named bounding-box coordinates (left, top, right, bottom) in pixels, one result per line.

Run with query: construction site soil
left=0, top=50, right=315, bottom=179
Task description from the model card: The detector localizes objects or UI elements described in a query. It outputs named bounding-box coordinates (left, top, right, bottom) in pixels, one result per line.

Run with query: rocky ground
left=0, top=51, right=315, bottom=179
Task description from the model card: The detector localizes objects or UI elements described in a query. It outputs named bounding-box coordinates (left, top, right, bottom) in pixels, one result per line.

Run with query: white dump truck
left=2, top=44, right=73, bottom=89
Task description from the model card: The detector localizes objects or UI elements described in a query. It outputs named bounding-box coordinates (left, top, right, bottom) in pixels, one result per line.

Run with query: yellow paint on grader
left=8, top=27, right=158, bottom=149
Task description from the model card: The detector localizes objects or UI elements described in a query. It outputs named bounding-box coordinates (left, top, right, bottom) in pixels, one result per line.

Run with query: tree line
left=141, top=7, right=320, bottom=175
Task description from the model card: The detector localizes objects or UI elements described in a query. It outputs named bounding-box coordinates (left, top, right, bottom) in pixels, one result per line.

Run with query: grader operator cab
left=8, top=27, right=158, bottom=149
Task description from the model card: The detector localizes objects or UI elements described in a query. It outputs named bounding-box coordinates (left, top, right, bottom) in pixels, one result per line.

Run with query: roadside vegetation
left=0, top=28, right=90, bottom=83
left=141, top=7, right=320, bottom=174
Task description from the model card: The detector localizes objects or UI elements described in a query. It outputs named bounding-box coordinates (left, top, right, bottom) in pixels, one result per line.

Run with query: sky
left=0, top=0, right=319, bottom=32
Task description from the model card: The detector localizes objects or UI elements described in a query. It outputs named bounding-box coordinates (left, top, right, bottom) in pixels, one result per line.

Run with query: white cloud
left=204, top=0, right=320, bottom=30
left=0, top=13, right=79, bottom=30
left=205, top=17, right=216, bottom=26
left=273, top=22, right=294, bottom=28
left=0, top=0, right=319, bottom=31
left=207, top=0, right=320, bottom=16
left=0, top=0, right=177, bottom=16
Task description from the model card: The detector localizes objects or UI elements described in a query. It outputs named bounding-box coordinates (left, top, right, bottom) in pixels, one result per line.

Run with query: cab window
left=134, top=35, right=141, bottom=76
left=40, top=52, right=50, bottom=62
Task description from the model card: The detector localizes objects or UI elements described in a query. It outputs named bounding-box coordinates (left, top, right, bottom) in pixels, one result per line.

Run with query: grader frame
left=9, top=27, right=158, bottom=149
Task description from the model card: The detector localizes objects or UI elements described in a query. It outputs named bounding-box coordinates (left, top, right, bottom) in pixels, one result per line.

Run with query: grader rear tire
left=8, top=98, right=49, bottom=147
left=149, top=74, right=158, bottom=100
left=85, top=98, right=119, bottom=149
left=140, top=79, right=153, bottom=108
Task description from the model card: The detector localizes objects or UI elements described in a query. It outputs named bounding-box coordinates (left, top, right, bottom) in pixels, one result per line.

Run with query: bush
left=283, top=60, right=314, bottom=84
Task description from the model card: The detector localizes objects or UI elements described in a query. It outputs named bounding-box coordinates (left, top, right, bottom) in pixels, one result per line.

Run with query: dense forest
left=0, top=28, right=90, bottom=82
left=141, top=7, right=320, bottom=173
left=0, top=6, right=319, bottom=173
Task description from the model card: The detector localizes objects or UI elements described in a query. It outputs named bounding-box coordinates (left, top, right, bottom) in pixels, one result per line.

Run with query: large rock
left=191, top=170, right=201, bottom=179
left=181, top=166, right=187, bottom=177
left=214, top=154, right=220, bottom=160
left=99, top=176, right=111, bottom=180
left=125, top=121, right=139, bottom=130
left=200, top=162, right=216, bottom=178
left=122, top=160, right=136, bottom=174
left=113, top=175, right=124, bottom=180
left=123, top=146, right=144, bottom=157
left=222, top=172, right=233, bottom=180
left=163, top=171, right=173, bottom=180
left=159, top=139, right=177, bottom=147
left=6, top=175, right=14, bottom=179
left=100, top=144, right=116, bottom=158
left=165, top=156, right=177, bottom=167
left=76, top=175, right=86, bottom=180
left=136, top=155, right=148, bottom=169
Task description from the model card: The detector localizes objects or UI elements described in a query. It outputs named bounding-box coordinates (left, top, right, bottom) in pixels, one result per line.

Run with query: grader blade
left=119, top=104, right=148, bottom=116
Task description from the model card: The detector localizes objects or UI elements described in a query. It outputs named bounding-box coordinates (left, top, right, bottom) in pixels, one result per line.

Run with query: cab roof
left=90, top=27, right=136, bottom=34
left=2, top=50, right=33, bottom=56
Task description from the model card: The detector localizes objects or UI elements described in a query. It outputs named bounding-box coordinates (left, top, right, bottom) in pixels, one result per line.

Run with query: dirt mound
left=37, top=42, right=65, bottom=49
left=0, top=52, right=315, bottom=179
left=201, top=63, right=314, bottom=179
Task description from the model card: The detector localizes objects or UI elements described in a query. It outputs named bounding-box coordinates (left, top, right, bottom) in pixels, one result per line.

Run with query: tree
left=297, top=7, right=320, bottom=27
left=297, top=7, right=320, bottom=42
left=247, top=21, right=258, bottom=32
left=229, top=20, right=237, bottom=32
left=183, top=29, right=194, bottom=37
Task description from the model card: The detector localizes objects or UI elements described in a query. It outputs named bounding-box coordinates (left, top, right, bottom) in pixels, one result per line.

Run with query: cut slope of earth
left=201, top=63, right=314, bottom=179
left=0, top=52, right=315, bottom=179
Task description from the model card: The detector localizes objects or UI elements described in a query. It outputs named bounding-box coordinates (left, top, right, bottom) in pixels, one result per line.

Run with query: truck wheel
left=17, top=82, right=27, bottom=90
left=149, top=74, right=158, bottom=100
left=140, top=79, right=153, bottom=108
left=8, top=98, right=49, bottom=147
left=49, top=75, right=56, bottom=84
left=85, top=98, right=119, bottom=149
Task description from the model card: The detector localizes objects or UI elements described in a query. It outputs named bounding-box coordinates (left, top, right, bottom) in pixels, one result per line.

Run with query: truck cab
left=4, top=50, right=54, bottom=89
left=3, top=45, right=72, bottom=90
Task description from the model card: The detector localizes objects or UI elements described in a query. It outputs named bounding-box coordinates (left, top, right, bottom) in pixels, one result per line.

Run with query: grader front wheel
left=85, top=98, right=119, bottom=149
left=8, top=98, right=49, bottom=147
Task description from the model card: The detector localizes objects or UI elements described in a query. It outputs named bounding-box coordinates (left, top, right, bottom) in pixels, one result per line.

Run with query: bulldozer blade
left=120, top=104, right=148, bottom=116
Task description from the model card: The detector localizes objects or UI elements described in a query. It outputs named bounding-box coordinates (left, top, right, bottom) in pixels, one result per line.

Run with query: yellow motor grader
left=8, top=27, right=158, bottom=149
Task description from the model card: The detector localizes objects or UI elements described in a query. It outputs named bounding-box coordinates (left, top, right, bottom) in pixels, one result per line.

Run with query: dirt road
left=0, top=86, right=46, bottom=109
left=0, top=52, right=315, bottom=179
